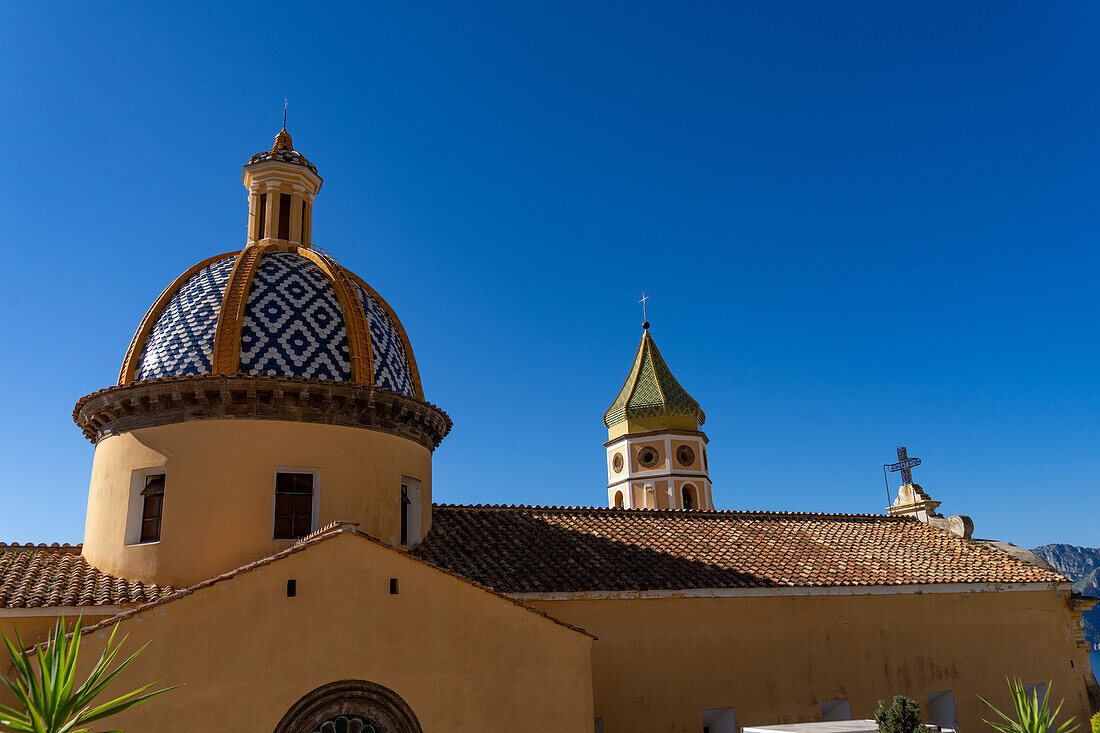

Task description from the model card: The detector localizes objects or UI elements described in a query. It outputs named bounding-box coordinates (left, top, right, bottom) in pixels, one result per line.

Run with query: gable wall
left=67, top=534, right=593, bottom=732
left=528, top=588, right=1096, bottom=733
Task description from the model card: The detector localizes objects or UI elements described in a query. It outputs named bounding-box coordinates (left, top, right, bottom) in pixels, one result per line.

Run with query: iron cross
left=887, top=446, right=921, bottom=485
left=639, top=292, right=649, bottom=325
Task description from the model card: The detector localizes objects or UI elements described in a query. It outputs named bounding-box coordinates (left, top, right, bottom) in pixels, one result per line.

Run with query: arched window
left=682, top=485, right=696, bottom=510
left=614, top=491, right=624, bottom=509
left=275, top=680, right=422, bottom=733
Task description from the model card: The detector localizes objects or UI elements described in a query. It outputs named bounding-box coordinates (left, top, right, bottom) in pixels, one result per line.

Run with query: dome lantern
left=243, top=126, right=322, bottom=247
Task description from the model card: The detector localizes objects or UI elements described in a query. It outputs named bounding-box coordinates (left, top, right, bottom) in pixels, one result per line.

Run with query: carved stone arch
left=273, top=680, right=423, bottom=733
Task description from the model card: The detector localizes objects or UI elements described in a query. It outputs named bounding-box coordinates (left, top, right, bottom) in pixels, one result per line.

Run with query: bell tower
left=603, top=323, right=713, bottom=510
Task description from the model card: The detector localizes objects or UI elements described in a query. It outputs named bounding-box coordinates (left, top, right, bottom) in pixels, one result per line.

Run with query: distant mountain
left=1032, top=544, right=1100, bottom=581
left=1073, top=566, right=1100, bottom=597
left=1031, top=544, right=1100, bottom=651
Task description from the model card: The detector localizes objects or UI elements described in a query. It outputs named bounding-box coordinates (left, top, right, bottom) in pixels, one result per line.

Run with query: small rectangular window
left=820, top=699, right=851, bottom=722
left=594, top=719, right=603, bottom=733
left=389, top=578, right=399, bottom=595
left=301, top=200, right=307, bottom=243
left=257, top=193, right=267, bottom=240
left=278, top=193, right=291, bottom=240
left=138, top=473, right=165, bottom=543
left=274, top=471, right=315, bottom=540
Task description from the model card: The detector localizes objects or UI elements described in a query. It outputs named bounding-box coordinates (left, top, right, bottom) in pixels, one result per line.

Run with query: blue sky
left=1, top=2, right=1097, bottom=549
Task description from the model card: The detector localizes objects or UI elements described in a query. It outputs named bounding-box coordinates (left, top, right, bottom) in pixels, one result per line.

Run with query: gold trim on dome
left=118, top=251, right=240, bottom=386
left=296, top=248, right=374, bottom=384
left=211, top=243, right=280, bottom=375
left=344, top=269, right=425, bottom=401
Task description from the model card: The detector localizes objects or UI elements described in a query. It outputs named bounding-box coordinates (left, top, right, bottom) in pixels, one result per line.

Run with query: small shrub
left=1089, top=711, right=1099, bottom=733
left=979, top=679, right=1078, bottom=733
left=875, top=696, right=923, bottom=733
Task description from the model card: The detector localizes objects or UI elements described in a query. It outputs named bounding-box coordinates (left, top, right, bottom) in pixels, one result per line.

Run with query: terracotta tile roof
left=0, top=544, right=172, bottom=609
left=412, top=505, right=1068, bottom=593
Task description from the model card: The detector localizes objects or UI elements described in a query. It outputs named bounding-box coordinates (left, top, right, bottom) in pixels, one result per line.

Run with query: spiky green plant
left=0, top=616, right=176, bottom=733
left=1089, top=710, right=1099, bottom=733
left=979, top=679, right=1078, bottom=733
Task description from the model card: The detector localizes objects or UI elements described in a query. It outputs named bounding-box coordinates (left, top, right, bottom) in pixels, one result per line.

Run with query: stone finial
left=888, top=483, right=973, bottom=539
left=888, top=482, right=941, bottom=521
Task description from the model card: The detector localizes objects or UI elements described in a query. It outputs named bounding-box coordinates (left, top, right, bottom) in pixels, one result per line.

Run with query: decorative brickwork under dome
left=118, top=246, right=424, bottom=399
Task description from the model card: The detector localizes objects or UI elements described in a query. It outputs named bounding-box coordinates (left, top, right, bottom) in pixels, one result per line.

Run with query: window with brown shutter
left=139, top=473, right=165, bottom=543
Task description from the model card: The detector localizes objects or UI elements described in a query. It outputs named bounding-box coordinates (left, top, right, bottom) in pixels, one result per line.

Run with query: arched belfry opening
left=273, top=680, right=423, bottom=733
left=682, top=485, right=696, bottom=510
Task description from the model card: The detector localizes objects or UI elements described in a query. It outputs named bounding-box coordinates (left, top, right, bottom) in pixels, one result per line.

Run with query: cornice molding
left=74, top=375, right=452, bottom=450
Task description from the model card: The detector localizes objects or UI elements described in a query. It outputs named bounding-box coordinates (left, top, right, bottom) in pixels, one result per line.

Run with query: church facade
left=0, top=129, right=1096, bottom=732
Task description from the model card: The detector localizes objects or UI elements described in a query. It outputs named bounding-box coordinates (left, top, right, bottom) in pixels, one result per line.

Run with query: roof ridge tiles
left=429, top=503, right=901, bottom=520
left=0, top=542, right=82, bottom=550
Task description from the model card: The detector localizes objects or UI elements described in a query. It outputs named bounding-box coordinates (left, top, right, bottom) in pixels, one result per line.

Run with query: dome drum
left=74, top=375, right=452, bottom=450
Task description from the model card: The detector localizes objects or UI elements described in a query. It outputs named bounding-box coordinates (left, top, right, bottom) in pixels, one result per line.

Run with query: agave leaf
left=77, top=684, right=180, bottom=724
left=0, top=617, right=175, bottom=733
left=981, top=679, right=1079, bottom=733
left=70, top=644, right=151, bottom=712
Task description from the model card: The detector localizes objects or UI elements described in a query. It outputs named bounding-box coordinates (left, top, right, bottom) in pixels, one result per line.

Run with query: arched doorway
left=274, top=680, right=423, bottom=733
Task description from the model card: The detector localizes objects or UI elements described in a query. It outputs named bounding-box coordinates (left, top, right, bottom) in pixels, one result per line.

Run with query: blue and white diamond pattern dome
left=120, top=247, right=422, bottom=399
left=239, top=252, right=352, bottom=381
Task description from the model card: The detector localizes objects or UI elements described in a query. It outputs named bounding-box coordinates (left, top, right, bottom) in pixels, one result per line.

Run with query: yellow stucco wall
left=529, top=589, right=1096, bottom=733
left=82, top=419, right=433, bottom=587
left=69, top=532, right=594, bottom=732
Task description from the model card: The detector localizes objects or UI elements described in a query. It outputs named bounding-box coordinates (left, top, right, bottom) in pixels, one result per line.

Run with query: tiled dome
left=119, top=247, right=421, bottom=398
